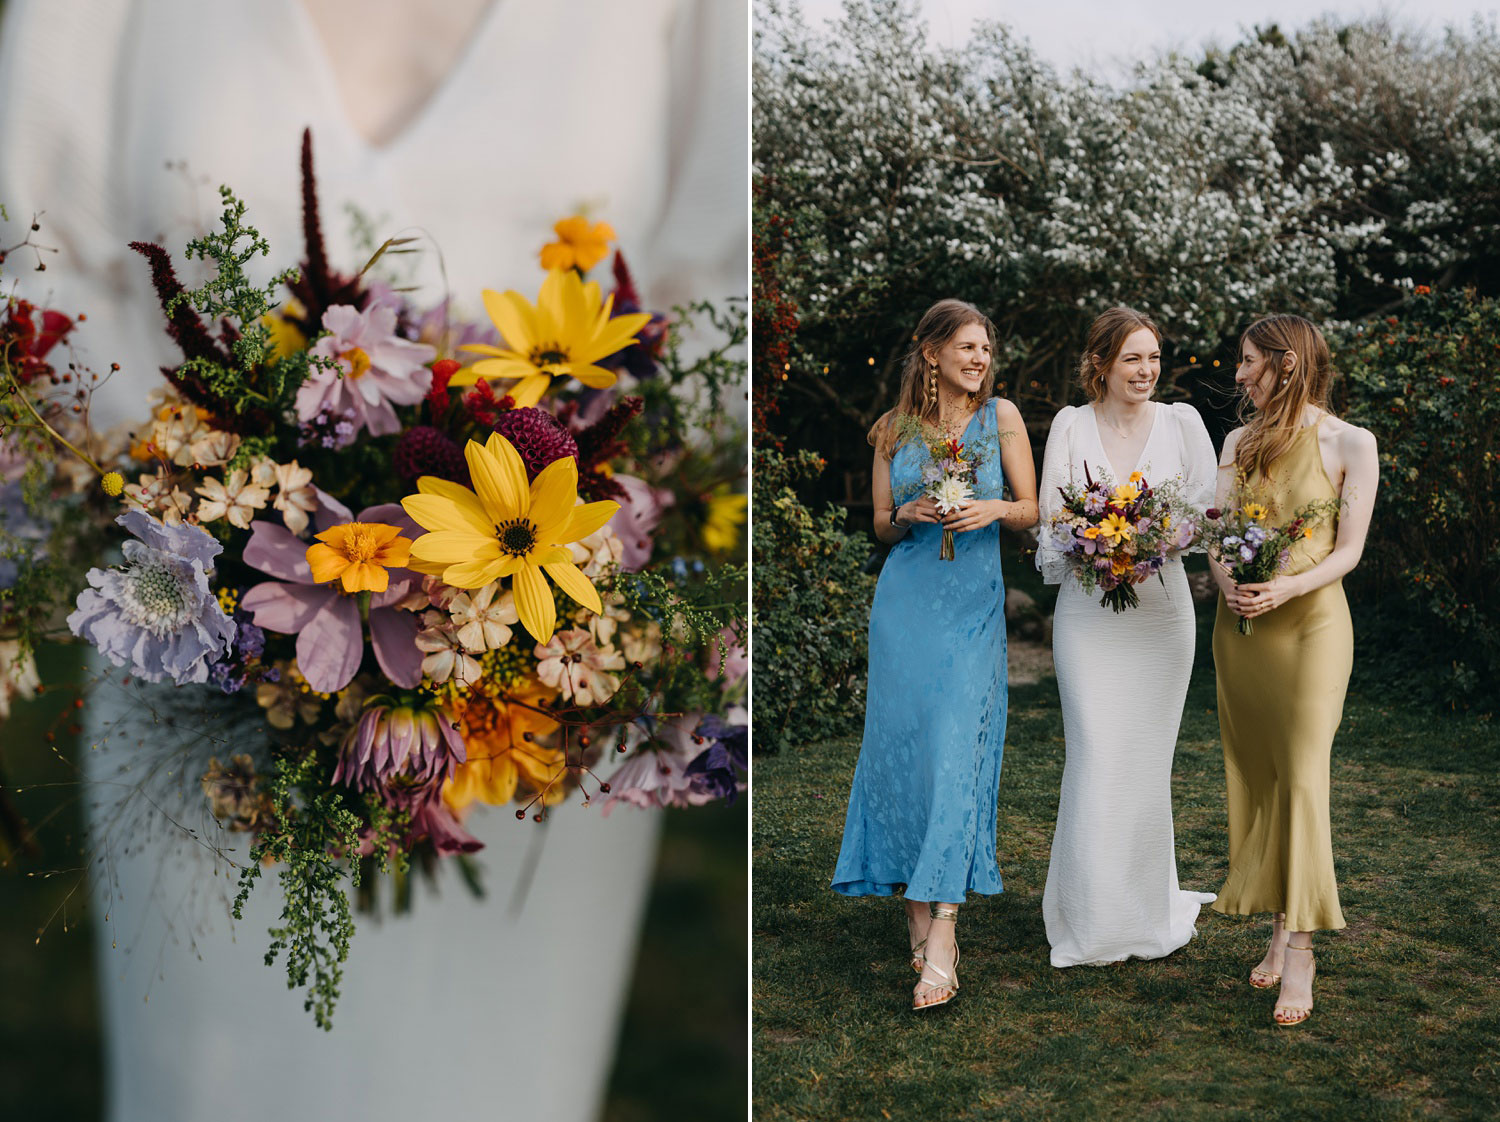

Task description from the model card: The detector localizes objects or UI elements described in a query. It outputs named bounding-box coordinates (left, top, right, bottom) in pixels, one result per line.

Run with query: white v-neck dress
left=0, top=3, right=745, bottom=1120
left=1035, top=403, right=1218, bottom=967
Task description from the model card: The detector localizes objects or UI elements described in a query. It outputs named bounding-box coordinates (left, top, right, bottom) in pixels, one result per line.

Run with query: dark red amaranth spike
left=285, top=128, right=367, bottom=337
left=567, top=395, right=643, bottom=501
left=128, top=240, right=273, bottom=434
left=611, top=250, right=640, bottom=310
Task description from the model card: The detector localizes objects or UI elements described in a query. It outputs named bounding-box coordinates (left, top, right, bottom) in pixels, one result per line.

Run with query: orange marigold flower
left=539, top=215, right=616, bottom=273
left=305, top=521, right=412, bottom=594
left=443, top=682, right=565, bottom=809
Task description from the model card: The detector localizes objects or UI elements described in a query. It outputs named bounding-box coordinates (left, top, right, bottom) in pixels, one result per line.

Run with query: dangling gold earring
left=925, top=362, right=938, bottom=415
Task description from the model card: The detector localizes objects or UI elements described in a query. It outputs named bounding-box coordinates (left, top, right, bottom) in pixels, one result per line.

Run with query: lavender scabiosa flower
left=67, top=510, right=236, bottom=684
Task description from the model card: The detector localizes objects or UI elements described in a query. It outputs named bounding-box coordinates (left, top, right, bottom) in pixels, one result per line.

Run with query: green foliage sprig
left=171, top=186, right=323, bottom=414
left=232, top=748, right=364, bottom=1031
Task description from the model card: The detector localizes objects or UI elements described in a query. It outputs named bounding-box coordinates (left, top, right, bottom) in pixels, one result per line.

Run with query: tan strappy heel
left=907, top=908, right=927, bottom=975
left=1273, top=945, right=1316, bottom=1026
left=912, top=906, right=960, bottom=1011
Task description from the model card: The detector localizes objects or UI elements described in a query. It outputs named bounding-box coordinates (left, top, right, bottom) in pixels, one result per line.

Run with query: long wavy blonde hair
left=1234, top=313, right=1335, bottom=480
left=868, top=299, right=997, bottom=458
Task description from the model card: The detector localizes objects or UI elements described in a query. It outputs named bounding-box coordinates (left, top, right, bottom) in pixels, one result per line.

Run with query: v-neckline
left=1088, top=401, right=1160, bottom=482
left=291, top=0, right=506, bottom=155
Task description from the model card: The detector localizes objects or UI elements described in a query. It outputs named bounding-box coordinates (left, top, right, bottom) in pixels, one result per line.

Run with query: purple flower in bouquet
left=67, top=510, right=236, bottom=684
left=208, top=611, right=266, bottom=695
left=683, top=715, right=747, bottom=805
left=608, top=474, right=675, bottom=572
left=1083, top=488, right=1108, bottom=515
left=1172, top=519, right=1197, bottom=551
left=333, top=699, right=481, bottom=854
left=239, top=500, right=424, bottom=694
left=0, top=480, right=49, bottom=589
left=296, top=304, right=436, bottom=437
left=1245, top=525, right=1267, bottom=546
left=599, top=715, right=715, bottom=815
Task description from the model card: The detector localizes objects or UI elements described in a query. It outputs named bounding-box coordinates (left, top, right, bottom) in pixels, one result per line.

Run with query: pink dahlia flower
left=297, top=305, right=436, bottom=437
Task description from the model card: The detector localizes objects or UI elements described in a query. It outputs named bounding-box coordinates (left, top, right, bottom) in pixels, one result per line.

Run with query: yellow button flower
left=400, top=432, right=620, bottom=639
left=305, top=522, right=412, bottom=594
left=539, top=215, right=616, bottom=273
left=451, top=269, right=652, bottom=407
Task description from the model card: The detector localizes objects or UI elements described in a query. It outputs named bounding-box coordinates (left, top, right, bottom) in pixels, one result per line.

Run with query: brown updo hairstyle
left=1077, top=306, right=1162, bottom=402
left=868, top=298, right=998, bottom=458
left=1234, top=313, right=1335, bottom=480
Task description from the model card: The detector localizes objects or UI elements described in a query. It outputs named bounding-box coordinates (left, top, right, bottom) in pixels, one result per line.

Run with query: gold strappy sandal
left=1249, top=913, right=1285, bottom=988
left=912, top=906, right=960, bottom=1011
left=1273, top=945, right=1316, bottom=1026
left=907, top=907, right=927, bottom=975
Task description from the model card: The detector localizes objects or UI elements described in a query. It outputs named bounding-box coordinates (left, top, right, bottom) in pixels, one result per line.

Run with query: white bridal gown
left=1036, top=402, right=1218, bottom=968
left=0, top=2, right=745, bottom=1119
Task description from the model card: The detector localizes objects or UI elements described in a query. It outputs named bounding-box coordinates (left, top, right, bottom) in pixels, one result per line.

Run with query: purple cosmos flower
left=239, top=500, right=424, bottom=694
left=608, top=474, right=676, bottom=572
left=1172, top=519, right=1197, bottom=551
left=599, top=715, right=715, bottom=815
left=67, top=510, right=236, bottom=684
left=296, top=304, right=436, bottom=437
left=683, top=715, right=747, bottom=805
left=1083, top=490, right=1107, bottom=515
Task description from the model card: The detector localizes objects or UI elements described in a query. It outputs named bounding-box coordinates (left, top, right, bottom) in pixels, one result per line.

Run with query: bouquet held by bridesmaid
left=1202, top=492, right=1340, bottom=633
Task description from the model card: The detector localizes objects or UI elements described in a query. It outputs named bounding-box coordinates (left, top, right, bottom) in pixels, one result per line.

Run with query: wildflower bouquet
left=894, top=415, right=992, bottom=560
left=1202, top=494, right=1339, bottom=634
left=1044, top=462, right=1200, bottom=612
left=0, top=134, right=746, bottom=1027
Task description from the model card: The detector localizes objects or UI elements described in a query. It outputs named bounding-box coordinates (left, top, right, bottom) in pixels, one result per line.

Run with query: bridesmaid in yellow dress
left=1208, top=314, right=1379, bottom=1027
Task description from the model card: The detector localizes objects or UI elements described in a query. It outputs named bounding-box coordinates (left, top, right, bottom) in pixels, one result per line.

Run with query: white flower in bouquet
left=929, top=475, right=973, bottom=514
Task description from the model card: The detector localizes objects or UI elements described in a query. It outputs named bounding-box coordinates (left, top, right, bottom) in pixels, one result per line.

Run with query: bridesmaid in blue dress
left=832, top=298, right=1038, bottom=1010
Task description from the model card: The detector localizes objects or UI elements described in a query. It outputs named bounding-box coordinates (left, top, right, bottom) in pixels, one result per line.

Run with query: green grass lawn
left=752, top=598, right=1500, bottom=1121
left=0, top=645, right=745, bottom=1122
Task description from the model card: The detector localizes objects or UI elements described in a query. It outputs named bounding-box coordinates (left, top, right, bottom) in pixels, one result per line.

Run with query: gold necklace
left=1094, top=403, right=1152, bottom=442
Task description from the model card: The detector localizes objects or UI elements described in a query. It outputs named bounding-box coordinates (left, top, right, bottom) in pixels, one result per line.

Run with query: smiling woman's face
left=928, top=322, right=991, bottom=399
left=1099, top=327, right=1160, bottom=404
left=1236, top=338, right=1281, bottom=409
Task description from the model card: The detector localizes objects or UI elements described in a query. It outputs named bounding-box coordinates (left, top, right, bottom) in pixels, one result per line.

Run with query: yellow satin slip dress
left=1211, top=417, right=1350, bottom=932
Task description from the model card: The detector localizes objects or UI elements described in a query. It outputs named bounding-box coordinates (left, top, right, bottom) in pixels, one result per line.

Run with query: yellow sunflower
left=450, top=269, right=651, bottom=407
left=1111, top=483, right=1142, bottom=505
left=400, top=432, right=619, bottom=639
left=1243, top=502, right=1269, bottom=521
left=539, top=215, right=616, bottom=272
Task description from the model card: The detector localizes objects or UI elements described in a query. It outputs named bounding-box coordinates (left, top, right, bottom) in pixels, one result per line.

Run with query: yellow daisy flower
left=306, top=522, right=412, bottom=594
left=451, top=269, right=652, bottom=408
left=703, top=486, right=747, bottom=553
left=1243, top=502, right=1269, bottom=521
left=1111, top=483, right=1142, bottom=505
left=539, top=215, right=616, bottom=273
left=400, top=432, right=620, bottom=638
left=1099, top=512, right=1134, bottom=544
left=443, top=683, right=564, bottom=810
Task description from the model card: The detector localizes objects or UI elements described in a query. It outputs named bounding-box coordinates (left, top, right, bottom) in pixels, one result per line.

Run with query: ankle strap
left=930, top=905, right=959, bottom=922
left=1285, top=943, right=1314, bottom=953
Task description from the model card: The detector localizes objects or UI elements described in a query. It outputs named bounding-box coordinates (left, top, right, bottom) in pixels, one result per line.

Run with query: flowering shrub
left=755, top=1, right=1500, bottom=488
left=1331, top=286, right=1500, bottom=703
left=751, top=447, right=874, bottom=754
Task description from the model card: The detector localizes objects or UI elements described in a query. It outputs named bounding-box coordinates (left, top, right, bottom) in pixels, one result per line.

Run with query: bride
left=1036, top=306, right=1217, bottom=967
